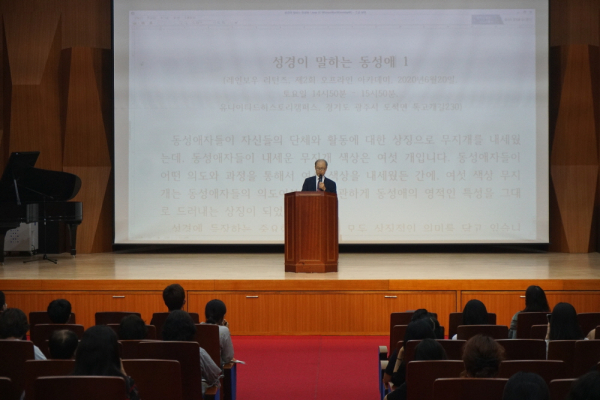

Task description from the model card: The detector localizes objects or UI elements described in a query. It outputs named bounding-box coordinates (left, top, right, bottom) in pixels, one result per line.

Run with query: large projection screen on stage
left=114, top=0, right=549, bottom=244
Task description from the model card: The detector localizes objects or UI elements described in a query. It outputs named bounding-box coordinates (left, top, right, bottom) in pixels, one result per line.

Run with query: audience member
left=203, top=299, right=234, bottom=364
left=0, top=308, right=46, bottom=360
left=48, top=329, right=78, bottom=359
left=0, top=290, right=6, bottom=312
left=502, top=371, right=549, bottom=400
left=461, top=334, right=504, bottom=378
left=452, top=299, right=489, bottom=340
left=119, top=314, right=148, bottom=340
left=162, top=310, right=221, bottom=390
left=548, top=302, right=585, bottom=341
left=385, top=338, right=449, bottom=400
left=508, top=285, right=551, bottom=338
left=47, top=299, right=72, bottom=323
left=411, top=308, right=444, bottom=339
left=566, top=370, right=600, bottom=400
left=72, top=325, right=139, bottom=399
left=162, top=284, right=186, bottom=311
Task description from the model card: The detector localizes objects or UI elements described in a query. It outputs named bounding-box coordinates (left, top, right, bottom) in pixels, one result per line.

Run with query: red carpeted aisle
left=233, top=336, right=385, bottom=400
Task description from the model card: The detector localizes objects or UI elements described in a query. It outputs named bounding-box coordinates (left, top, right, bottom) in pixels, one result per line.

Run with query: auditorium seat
left=94, top=312, right=141, bottom=325
left=577, top=313, right=600, bottom=336
left=30, top=324, right=84, bottom=357
left=406, top=360, right=464, bottom=400
left=0, top=377, right=13, bottom=400
left=433, top=378, right=508, bottom=400
left=530, top=324, right=547, bottom=339
left=515, top=312, right=549, bottom=339
left=549, top=379, right=576, bottom=400
left=457, top=324, right=508, bottom=340
left=390, top=325, right=408, bottom=353
left=34, top=376, right=127, bottom=400
left=389, top=312, right=414, bottom=351
left=29, top=311, right=75, bottom=329
left=495, top=339, right=546, bottom=360
left=122, top=359, right=182, bottom=400
left=449, top=312, right=496, bottom=339
left=0, top=339, right=35, bottom=400
left=150, top=312, right=200, bottom=340
left=498, top=360, right=566, bottom=385
left=548, top=340, right=577, bottom=378
left=119, top=340, right=157, bottom=359
left=23, top=359, right=75, bottom=400
left=106, top=323, right=157, bottom=340
left=573, top=340, right=600, bottom=377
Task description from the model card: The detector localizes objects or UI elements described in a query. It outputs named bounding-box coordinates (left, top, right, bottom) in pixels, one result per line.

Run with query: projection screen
left=113, top=0, right=549, bottom=244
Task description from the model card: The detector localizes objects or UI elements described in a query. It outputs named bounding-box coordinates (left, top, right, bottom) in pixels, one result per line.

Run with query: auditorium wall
left=0, top=0, right=598, bottom=253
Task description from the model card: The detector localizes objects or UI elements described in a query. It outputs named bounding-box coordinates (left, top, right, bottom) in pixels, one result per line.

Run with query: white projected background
left=116, top=8, right=548, bottom=244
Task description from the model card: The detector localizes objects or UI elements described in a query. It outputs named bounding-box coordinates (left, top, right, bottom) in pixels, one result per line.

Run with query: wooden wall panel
left=550, top=0, right=600, bottom=46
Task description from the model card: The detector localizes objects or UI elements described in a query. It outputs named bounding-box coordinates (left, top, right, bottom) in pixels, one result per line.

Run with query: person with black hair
left=452, top=299, right=489, bottom=340
left=202, top=299, right=234, bottom=365
left=47, top=299, right=72, bottom=324
left=461, top=334, right=505, bottom=378
left=162, top=283, right=186, bottom=311
left=162, top=310, right=222, bottom=391
left=72, top=325, right=139, bottom=400
left=548, top=302, right=585, bottom=341
left=0, top=308, right=46, bottom=360
left=566, top=370, right=600, bottom=400
left=502, top=371, right=549, bottom=400
left=119, top=314, right=148, bottom=341
left=508, top=285, right=551, bottom=338
left=48, top=329, right=78, bottom=359
left=0, top=290, right=6, bottom=312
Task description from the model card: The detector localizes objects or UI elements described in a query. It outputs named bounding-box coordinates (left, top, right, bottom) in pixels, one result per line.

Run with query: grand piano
left=0, top=151, right=83, bottom=264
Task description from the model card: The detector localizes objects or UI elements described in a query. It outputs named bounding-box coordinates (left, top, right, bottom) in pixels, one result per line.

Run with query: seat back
left=515, top=312, right=549, bottom=339
left=29, top=312, right=75, bottom=328
left=530, top=324, right=547, bottom=339
left=138, top=341, right=203, bottom=400
left=449, top=312, right=496, bottom=338
left=30, top=324, right=84, bottom=357
left=457, top=325, right=508, bottom=340
left=549, top=379, right=576, bottom=400
left=122, top=359, right=182, bottom=400
left=498, top=360, right=566, bottom=385
left=34, top=376, right=127, bottom=400
left=573, top=340, right=600, bottom=377
left=24, top=359, right=75, bottom=400
left=94, top=312, right=141, bottom=325
left=150, top=312, right=200, bottom=340
left=547, top=340, right=577, bottom=378
left=0, top=377, right=12, bottom=400
left=107, top=324, right=157, bottom=340
left=495, top=339, right=546, bottom=360
left=0, top=340, right=35, bottom=400
left=195, top=324, right=221, bottom=367
left=390, top=325, right=407, bottom=353
left=406, top=360, right=464, bottom=400
left=436, top=339, right=466, bottom=360
left=577, top=313, right=600, bottom=336
left=433, top=378, right=508, bottom=400
left=389, top=312, right=414, bottom=350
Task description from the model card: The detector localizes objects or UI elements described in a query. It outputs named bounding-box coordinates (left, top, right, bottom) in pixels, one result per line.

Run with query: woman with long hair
left=508, top=285, right=551, bottom=338
left=72, top=325, right=140, bottom=400
left=547, top=302, right=584, bottom=341
left=203, top=299, right=235, bottom=365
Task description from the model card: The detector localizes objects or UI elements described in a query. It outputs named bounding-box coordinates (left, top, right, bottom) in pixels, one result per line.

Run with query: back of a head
left=411, top=309, right=444, bottom=339
left=567, top=371, right=600, bottom=400
left=549, top=302, right=583, bottom=341
left=205, top=299, right=226, bottom=324
left=403, top=318, right=436, bottom=349
left=463, top=299, right=489, bottom=325
left=502, top=372, right=549, bottom=400
left=414, top=338, right=448, bottom=361
left=524, top=286, right=550, bottom=313
left=163, top=284, right=185, bottom=311
left=0, top=291, right=5, bottom=310
left=0, top=308, right=29, bottom=339
left=49, top=329, right=78, bottom=359
left=73, top=325, right=122, bottom=376
left=162, top=310, right=196, bottom=341
left=462, top=334, right=505, bottom=378
left=47, top=299, right=72, bottom=324
left=119, top=314, right=147, bottom=340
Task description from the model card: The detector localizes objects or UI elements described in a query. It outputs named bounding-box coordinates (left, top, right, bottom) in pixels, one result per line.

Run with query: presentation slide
left=114, top=0, right=549, bottom=244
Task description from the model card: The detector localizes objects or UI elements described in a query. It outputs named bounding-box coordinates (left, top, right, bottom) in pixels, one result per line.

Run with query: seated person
left=502, top=371, right=549, bottom=400
left=0, top=290, right=6, bottom=312
left=0, top=308, right=46, bottom=360
left=452, top=299, right=489, bottom=340
left=203, top=299, right=234, bottom=365
left=547, top=302, right=585, bottom=341
left=461, top=334, right=504, bottom=377
left=72, top=325, right=139, bottom=400
left=48, top=329, right=78, bottom=359
left=508, top=285, right=550, bottom=339
left=162, top=310, right=222, bottom=391
left=163, top=284, right=186, bottom=311
left=566, top=370, right=600, bottom=400
left=47, top=299, right=72, bottom=324
left=119, top=314, right=148, bottom=341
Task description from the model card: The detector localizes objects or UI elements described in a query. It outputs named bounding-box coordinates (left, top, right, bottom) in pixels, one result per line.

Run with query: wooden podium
left=284, top=191, right=338, bottom=273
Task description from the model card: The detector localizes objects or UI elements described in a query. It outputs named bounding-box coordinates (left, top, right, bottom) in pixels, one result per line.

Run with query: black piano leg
left=0, top=228, right=9, bottom=265
left=67, top=223, right=79, bottom=257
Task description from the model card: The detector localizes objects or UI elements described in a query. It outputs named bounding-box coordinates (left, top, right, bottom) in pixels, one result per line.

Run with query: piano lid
left=0, top=151, right=82, bottom=203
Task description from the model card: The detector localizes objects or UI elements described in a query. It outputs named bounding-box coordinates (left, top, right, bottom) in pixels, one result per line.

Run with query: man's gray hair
left=314, top=159, right=328, bottom=167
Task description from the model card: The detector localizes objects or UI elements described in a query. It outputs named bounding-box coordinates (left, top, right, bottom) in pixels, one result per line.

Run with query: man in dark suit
left=301, top=159, right=337, bottom=194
